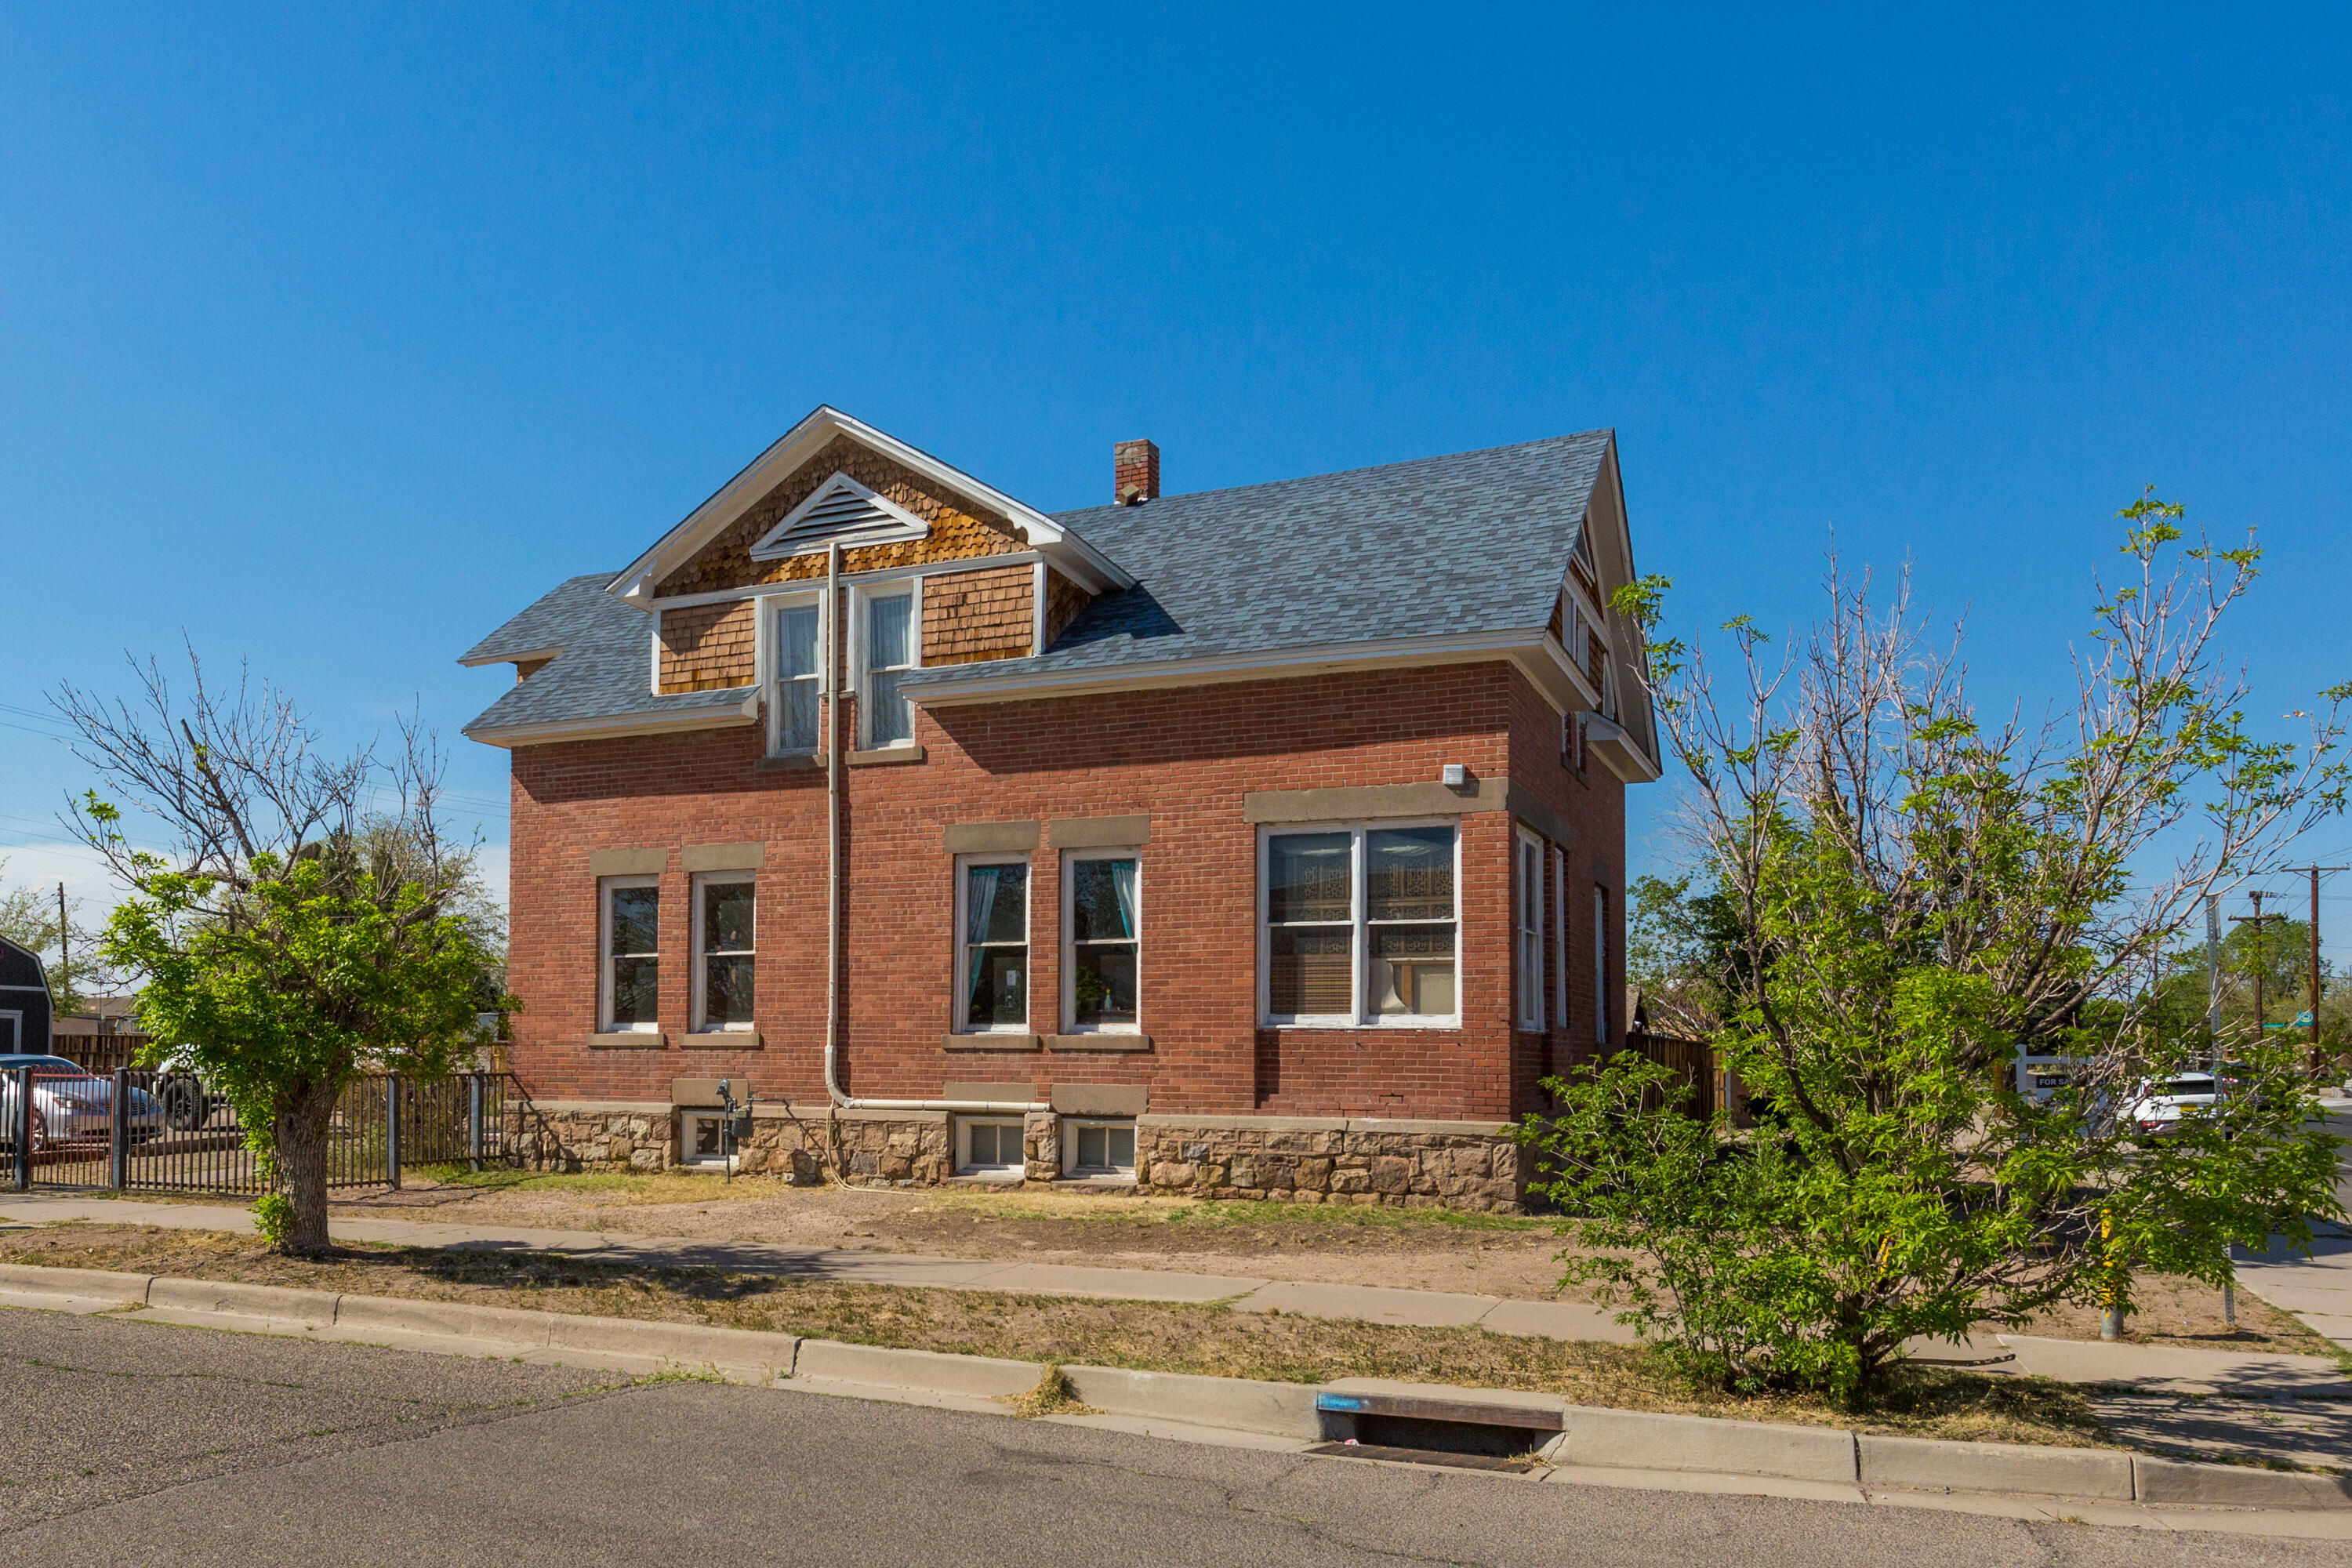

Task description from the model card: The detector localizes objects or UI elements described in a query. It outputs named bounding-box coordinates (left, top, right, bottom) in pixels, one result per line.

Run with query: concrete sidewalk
left=7, top=1192, right=2347, bottom=1406
left=0, top=1193, right=1636, bottom=1342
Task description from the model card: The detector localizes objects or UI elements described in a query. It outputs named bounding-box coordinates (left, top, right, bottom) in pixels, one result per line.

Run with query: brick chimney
left=1114, top=438, right=1160, bottom=505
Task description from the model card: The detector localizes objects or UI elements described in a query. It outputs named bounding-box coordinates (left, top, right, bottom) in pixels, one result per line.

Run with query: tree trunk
left=273, top=1077, right=341, bottom=1256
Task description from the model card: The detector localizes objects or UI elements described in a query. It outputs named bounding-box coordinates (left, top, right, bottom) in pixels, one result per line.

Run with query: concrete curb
left=1, top=1262, right=2346, bottom=1515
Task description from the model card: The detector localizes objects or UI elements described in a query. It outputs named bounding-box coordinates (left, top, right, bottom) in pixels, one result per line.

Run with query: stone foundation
left=1134, top=1116, right=1523, bottom=1212
left=509, top=1102, right=1523, bottom=1211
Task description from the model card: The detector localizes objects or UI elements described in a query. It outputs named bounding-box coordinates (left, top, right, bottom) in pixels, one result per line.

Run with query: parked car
left=0, top=1055, right=165, bottom=1153
left=151, top=1052, right=227, bottom=1133
left=2126, top=1072, right=2220, bottom=1138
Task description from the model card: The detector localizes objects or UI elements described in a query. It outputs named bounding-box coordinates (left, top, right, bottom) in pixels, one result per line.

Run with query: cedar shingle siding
left=659, top=599, right=757, bottom=692
left=1044, top=568, right=1090, bottom=646
left=659, top=434, right=1025, bottom=597
left=923, top=564, right=1034, bottom=666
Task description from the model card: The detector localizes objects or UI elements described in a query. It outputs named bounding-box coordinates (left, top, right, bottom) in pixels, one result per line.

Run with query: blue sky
left=3, top=4, right=2348, bottom=954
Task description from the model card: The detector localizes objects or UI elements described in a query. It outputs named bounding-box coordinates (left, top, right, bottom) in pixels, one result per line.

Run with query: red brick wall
left=503, top=659, right=1625, bottom=1122
left=1504, top=667, right=1629, bottom=1108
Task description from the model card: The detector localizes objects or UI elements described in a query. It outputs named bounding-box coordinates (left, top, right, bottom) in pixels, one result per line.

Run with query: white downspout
left=822, top=540, right=1047, bottom=1118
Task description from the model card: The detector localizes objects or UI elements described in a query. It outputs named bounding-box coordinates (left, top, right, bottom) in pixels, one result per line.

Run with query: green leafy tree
left=1523, top=495, right=2350, bottom=1399
left=56, top=653, right=509, bottom=1254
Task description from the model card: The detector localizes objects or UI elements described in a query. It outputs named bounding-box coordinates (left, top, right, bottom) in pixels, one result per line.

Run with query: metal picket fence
left=5, top=1062, right=516, bottom=1197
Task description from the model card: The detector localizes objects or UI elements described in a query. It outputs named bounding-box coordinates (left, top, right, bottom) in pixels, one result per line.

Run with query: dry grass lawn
left=0, top=1221, right=2119, bottom=1451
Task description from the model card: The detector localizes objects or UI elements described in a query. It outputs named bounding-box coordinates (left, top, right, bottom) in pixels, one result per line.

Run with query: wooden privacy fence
left=46, top=1033, right=151, bottom=1076
left=1624, top=1029, right=1718, bottom=1119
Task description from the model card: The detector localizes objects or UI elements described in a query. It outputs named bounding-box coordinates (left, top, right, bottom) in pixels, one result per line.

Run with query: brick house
left=461, top=407, right=1660, bottom=1208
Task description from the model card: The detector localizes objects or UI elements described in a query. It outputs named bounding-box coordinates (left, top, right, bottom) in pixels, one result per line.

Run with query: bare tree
left=54, top=648, right=500, bottom=1254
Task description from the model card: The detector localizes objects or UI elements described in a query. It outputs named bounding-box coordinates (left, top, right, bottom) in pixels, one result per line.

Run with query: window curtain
left=966, top=865, right=1001, bottom=946
left=1110, top=858, right=1138, bottom=938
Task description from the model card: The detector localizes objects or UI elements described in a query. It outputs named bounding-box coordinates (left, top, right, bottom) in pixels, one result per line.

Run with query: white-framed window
left=956, top=1116, right=1026, bottom=1177
left=1259, top=822, right=1458, bottom=1026
left=956, top=855, right=1029, bottom=1032
left=1064, top=851, right=1140, bottom=1032
left=859, top=584, right=918, bottom=747
left=0, top=1011, right=19, bottom=1052
left=599, top=876, right=660, bottom=1032
left=1515, top=829, right=1546, bottom=1031
left=691, top=874, right=756, bottom=1033
left=1553, top=845, right=1570, bottom=1029
left=679, top=1109, right=739, bottom=1169
left=1062, top=1118, right=1137, bottom=1179
left=767, top=592, right=826, bottom=756
left=1594, top=886, right=1610, bottom=1045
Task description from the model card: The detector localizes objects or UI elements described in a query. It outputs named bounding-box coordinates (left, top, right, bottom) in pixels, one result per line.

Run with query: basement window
left=957, top=1117, right=1025, bottom=1178
left=678, top=1109, right=739, bottom=1169
left=1062, top=1118, right=1137, bottom=1180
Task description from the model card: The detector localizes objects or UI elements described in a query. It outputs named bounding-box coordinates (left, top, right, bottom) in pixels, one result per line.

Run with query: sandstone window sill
left=588, top=1032, right=667, bottom=1050
left=943, top=1033, right=1042, bottom=1052
left=1045, top=1033, right=1152, bottom=1052
left=678, top=1030, right=763, bottom=1050
left=848, top=744, right=926, bottom=767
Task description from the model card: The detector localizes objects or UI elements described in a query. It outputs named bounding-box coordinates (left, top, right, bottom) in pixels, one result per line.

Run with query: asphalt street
left=2, top=1311, right=2345, bottom=1568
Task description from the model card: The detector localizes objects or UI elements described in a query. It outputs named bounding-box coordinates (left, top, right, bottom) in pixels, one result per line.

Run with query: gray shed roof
left=462, top=431, right=1611, bottom=739
left=462, top=573, right=751, bottom=739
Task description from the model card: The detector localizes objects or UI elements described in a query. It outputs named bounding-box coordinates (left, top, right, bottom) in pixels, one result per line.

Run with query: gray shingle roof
left=461, top=573, right=752, bottom=739
left=461, top=432, right=1610, bottom=736
left=907, top=430, right=1610, bottom=689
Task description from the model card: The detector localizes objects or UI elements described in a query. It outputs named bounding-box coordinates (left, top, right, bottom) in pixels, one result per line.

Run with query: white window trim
left=1515, top=829, right=1546, bottom=1032
left=677, top=1108, right=741, bottom=1170
left=1256, top=819, right=1463, bottom=1029
left=953, top=853, right=1032, bottom=1035
left=955, top=1116, right=1026, bottom=1178
left=851, top=579, right=923, bottom=750
left=1061, top=848, right=1142, bottom=1034
left=598, top=875, right=660, bottom=1033
left=1553, top=845, right=1570, bottom=1030
left=688, top=872, right=757, bottom=1034
left=759, top=587, right=828, bottom=758
left=0, top=1011, right=19, bottom=1052
left=1060, top=1116, right=1138, bottom=1181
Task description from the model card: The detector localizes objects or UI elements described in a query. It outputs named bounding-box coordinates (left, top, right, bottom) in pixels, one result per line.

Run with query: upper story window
left=1261, top=824, right=1457, bottom=1026
left=1553, top=845, right=1570, bottom=1029
left=691, top=875, right=755, bottom=1033
left=1065, top=852, right=1139, bottom=1032
left=600, top=877, right=659, bottom=1032
left=957, top=856, right=1029, bottom=1032
left=771, top=597, right=823, bottom=755
left=863, top=588, right=916, bottom=746
left=1515, top=829, right=1546, bottom=1031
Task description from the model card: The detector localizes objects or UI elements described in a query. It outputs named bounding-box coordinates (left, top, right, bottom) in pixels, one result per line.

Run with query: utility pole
left=56, top=882, right=68, bottom=1008
left=2279, top=866, right=2345, bottom=1076
left=2231, top=893, right=2286, bottom=1053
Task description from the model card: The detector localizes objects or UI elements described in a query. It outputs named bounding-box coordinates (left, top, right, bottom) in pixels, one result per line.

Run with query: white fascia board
left=457, top=644, right=562, bottom=670
left=1583, top=713, right=1664, bottom=783
left=907, top=628, right=1570, bottom=710
left=606, top=405, right=1135, bottom=607
left=463, top=691, right=761, bottom=750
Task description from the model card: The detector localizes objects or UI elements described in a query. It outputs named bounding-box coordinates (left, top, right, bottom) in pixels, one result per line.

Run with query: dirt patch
left=0, top=1222, right=2118, bottom=1452
left=310, top=1171, right=1590, bottom=1298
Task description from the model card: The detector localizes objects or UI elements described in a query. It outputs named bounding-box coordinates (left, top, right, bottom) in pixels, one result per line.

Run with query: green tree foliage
left=56, top=653, right=510, bottom=1254
left=1523, top=495, right=2350, bottom=1400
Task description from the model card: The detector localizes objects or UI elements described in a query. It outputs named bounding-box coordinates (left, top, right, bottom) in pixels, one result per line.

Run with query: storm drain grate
left=1305, top=1441, right=1539, bottom=1474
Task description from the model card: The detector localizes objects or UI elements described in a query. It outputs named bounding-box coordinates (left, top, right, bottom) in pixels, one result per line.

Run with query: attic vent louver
left=748, top=473, right=931, bottom=559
